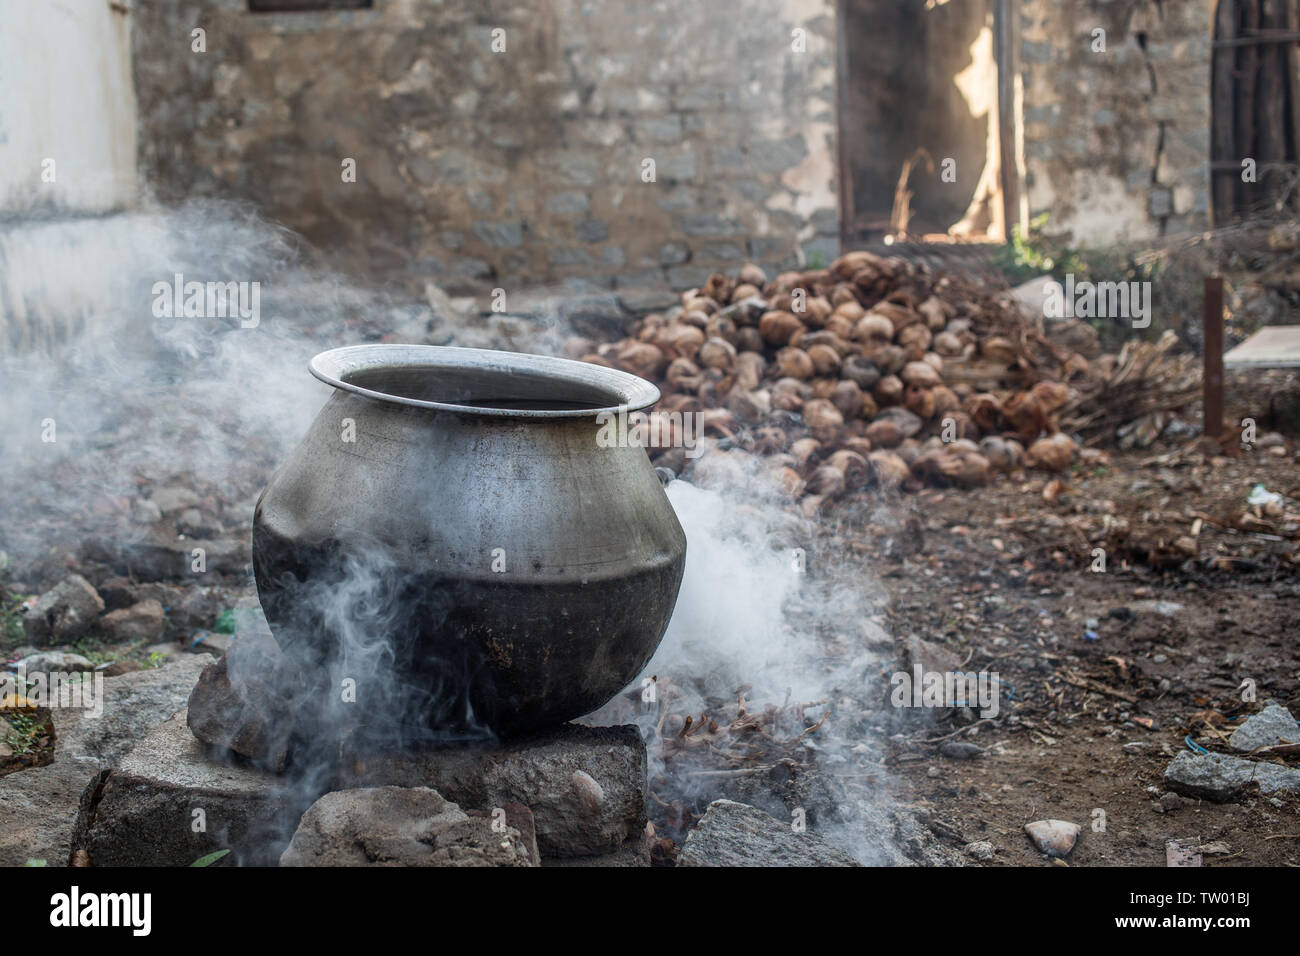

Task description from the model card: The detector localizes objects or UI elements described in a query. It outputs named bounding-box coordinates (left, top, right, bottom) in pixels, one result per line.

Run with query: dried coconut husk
left=759, top=311, right=805, bottom=347
left=656, top=323, right=706, bottom=360
left=1025, top=432, right=1077, bottom=471
left=874, top=374, right=904, bottom=407
left=831, top=379, right=864, bottom=419
left=964, top=392, right=1002, bottom=433
left=738, top=262, right=767, bottom=287
left=734, top=351, right=765, bottom=390
left=903, top=384, right=935, bottom=420
left=807, top=343, right=842, bottom=377
left=933, top=330, right=965, bottom=357
left=865, top=418, right=903, bottom=448
left=900, top=360, right=941, bottom=388
left=897, top=323, right=932, bottom=351
left=735, top=327, right=764, bottom=353
left=806, top=465, right=846, bottom=497
left=931, top=385, right=960, bottom=417
left=702, top=273, right=733, bottom=304
left=697, top=336, right=737, bottom=371
left=727, top=387, right=771, bottom=423
left=824, top=314, right=855, bottom=339
left=868, top=450, right=910, bottom=489
left=826, top=448, right=869, bottom=490
left=790, top=437, right=822, bottom=469
left=563, top=335, right=596, bottom=359
left=801, top=398, right=844, bottom=440
left=1002, top=390, right=1050, bottom=441
left=804, top=296, right=833, bottom=327
left=853, top=314, right=894, bottom=344
left=979, top=435, right=1023, bottom=472
left=807, top=378, right=836, bottom=401
left=872, top=344, right=907, bottom=375
left=775, top=347, right=815, bottom=380
left=841, top=354, right=880, bottom=390
left=665, top=357, right=702, bottom=392
left=617, top=341, right=668, bottom=378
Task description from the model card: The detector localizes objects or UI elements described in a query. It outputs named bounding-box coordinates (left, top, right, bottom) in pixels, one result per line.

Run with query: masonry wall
left=132, top=0, right=838, bottom=300
left=1018, top=0, right=1212, bottom=246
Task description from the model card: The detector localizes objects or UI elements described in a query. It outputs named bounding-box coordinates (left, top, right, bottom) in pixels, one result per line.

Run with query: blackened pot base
left=252, top=526, right=684, bottom=741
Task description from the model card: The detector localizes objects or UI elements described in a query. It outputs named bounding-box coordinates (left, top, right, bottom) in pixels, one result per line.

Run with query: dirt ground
left=861, top=446, right=1300, bottom=866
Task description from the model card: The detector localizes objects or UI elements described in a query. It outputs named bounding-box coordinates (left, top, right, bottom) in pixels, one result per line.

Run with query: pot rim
left=309, top=344, right=661, bottom=419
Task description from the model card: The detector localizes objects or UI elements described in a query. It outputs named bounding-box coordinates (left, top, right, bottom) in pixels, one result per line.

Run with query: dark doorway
left=835, top=0, right=1020, bottom=247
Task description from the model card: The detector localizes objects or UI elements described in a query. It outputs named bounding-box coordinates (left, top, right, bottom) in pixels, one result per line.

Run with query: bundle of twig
left=1059, top=331, right=1201, bottom=441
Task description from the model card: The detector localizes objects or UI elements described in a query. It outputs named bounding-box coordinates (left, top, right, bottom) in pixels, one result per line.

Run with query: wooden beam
left=1213, top=0, right=1240, bottom=224
left=1237, top=1, right=1261, bottom=214
left=1259, top=1, right=1289, bottom=205
left=834, top=0, right=855, bottom=250
left=994, top=0, right=1023, bottom=242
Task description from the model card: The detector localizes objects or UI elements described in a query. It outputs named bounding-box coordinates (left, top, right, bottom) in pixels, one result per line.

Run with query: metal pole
left=1203, top=275, right=1226, bottom=440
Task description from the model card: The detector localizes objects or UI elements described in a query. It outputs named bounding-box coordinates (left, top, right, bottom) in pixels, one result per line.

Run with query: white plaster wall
left=0, top=0, right=137, bottom=214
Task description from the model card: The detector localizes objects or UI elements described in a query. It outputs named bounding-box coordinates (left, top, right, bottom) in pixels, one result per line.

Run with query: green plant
left=146, top=651, right=167, bottom=669
left=994, top=213, right=1087, bottom=283
left=190, top=849, right=230, bottom=867
left=0, top=594, right=28, bottom=645
left=4, top=711, right=46, bottom=757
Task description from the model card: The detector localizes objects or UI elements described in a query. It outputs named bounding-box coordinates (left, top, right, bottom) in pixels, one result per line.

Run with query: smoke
left=0, top=200, right=899, bottom=864
left=587, top=469, right=898, bottom=864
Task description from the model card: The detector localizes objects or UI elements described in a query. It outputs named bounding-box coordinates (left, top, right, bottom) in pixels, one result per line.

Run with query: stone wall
left=131, top=0, right=838, bottom=301
left=1018, top=0, right=1212, bottom=246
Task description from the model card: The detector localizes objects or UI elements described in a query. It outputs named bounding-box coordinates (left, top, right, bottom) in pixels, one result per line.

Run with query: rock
left=279, top=787, right=536, bottom=867
left=187, top=632, right=293, bottom=771
left=1228, top=702, right=1300, bottom=753
left=1164, top=750, right=1300, bottom=802
left=1153, top=791, right=1187, bottom=813
left=82, top=711, right=303, bottom=866
left=99, top=600, right=166, bottom=642
left=131, top=498, right=163, bottom=526
left=964, top=840, right=995, bottom=861
left=341, top=723, right=647, bottom=859
left=939, top=741, right=984, bottom=760
left=0, top=759, right=105, bottom=866
left=14, top=651, right=94, bottom=674
left=22, top=575, right=104, bottom=644
left=51, top=656, right=208, bottom=768
left=149, top=486, right=201, bottom=514
left=677, top=800, right=860, bottom=867
left=83, top=529, right=248, bottom=581
left=900, top=635, right=963, bottom=677
left=1024, top=819, right=1080, bottom=857
left=190, top=630, right=232, bottom=654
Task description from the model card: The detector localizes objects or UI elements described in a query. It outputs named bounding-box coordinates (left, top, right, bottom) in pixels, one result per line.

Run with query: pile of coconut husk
left=565, top=253, right=1195, bottom=509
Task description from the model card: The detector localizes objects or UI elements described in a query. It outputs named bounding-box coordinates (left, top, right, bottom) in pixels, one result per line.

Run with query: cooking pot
left=251, top=344, right=686, bottom=741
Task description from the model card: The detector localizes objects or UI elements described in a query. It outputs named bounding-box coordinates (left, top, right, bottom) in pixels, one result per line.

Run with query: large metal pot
left=252, top=344, right=686, bottom=741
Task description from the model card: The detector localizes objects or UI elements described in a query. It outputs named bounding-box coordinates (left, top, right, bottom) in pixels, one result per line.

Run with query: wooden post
left=1213, top=0, right=1238, bottom=224
left=1203, top=275, right=1226, bottom=441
